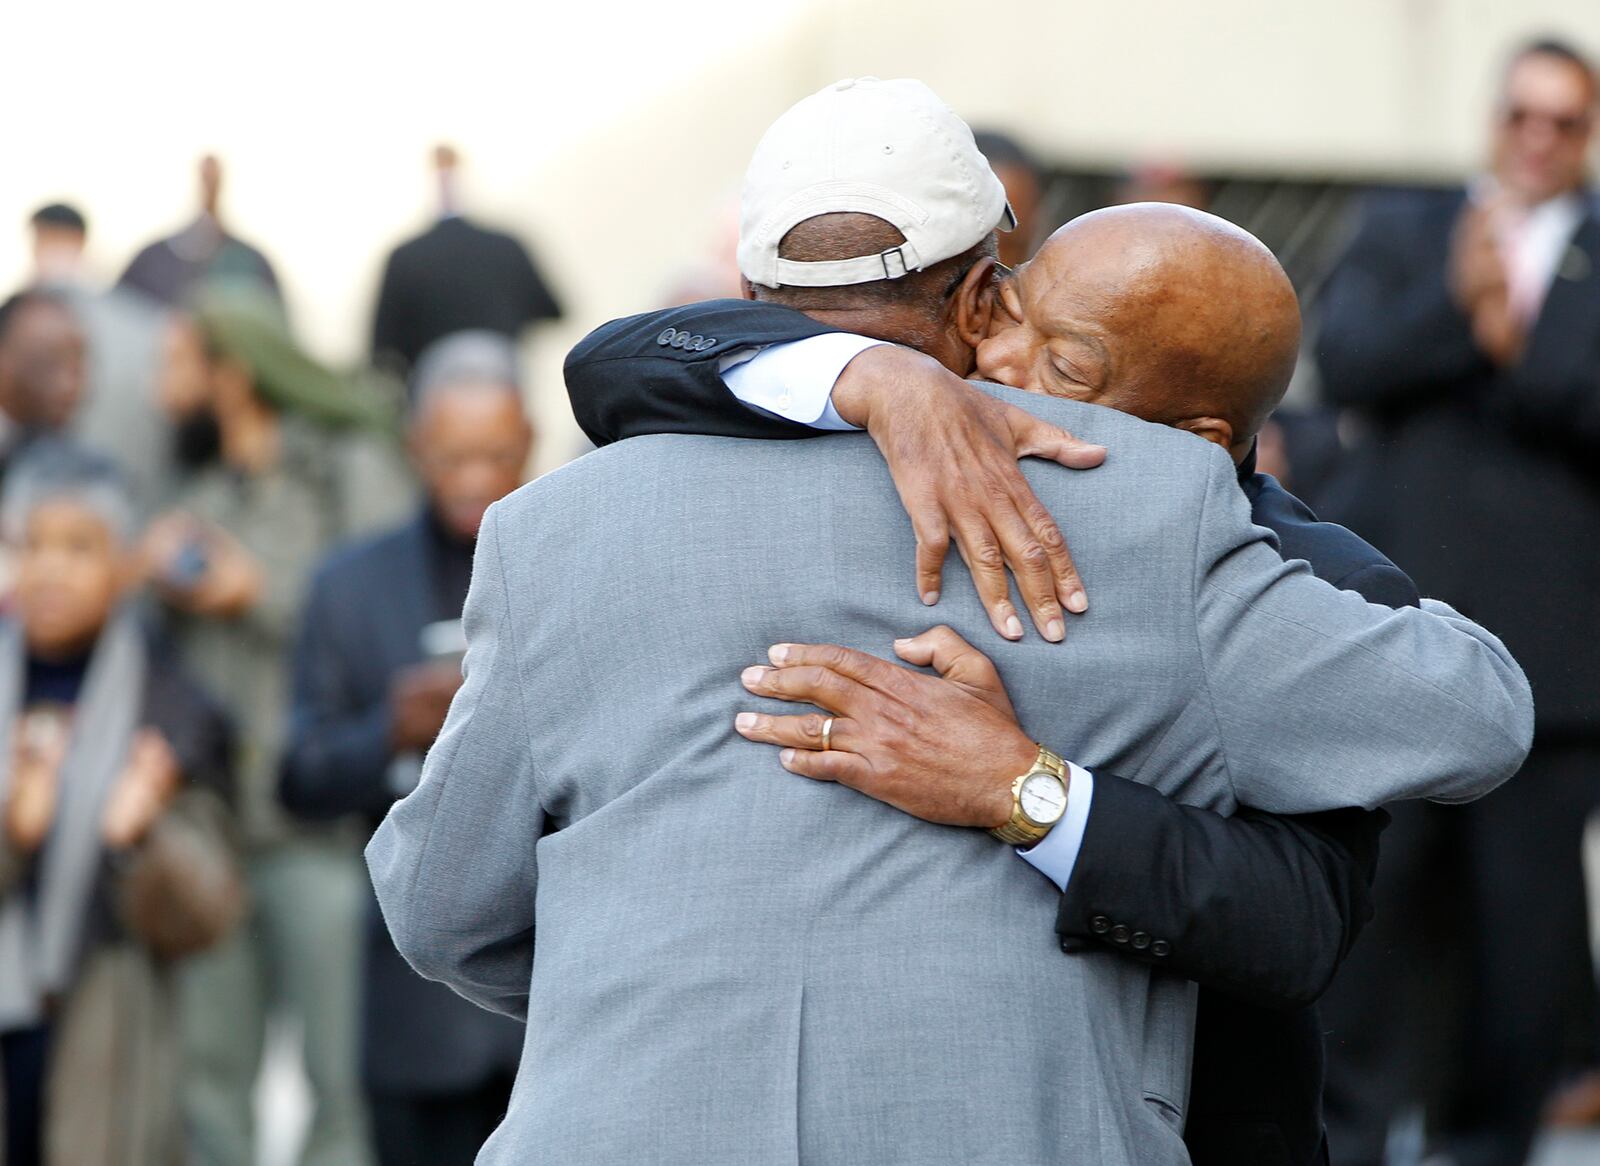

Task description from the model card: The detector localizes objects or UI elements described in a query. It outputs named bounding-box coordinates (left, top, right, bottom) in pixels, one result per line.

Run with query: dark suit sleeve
left=1056, top=781, right=1387, bottom=1008
left=563, top=299, right=847, bottom=446
left=514, top=241, right=563, bottom=325
left=1316, top=192, right=1491, bottom=413
left=1054, top=478, right=1414, bottom=1008
left=281, top=563, right=398, bottom=820
left=371, top=250, right=410, bottom=368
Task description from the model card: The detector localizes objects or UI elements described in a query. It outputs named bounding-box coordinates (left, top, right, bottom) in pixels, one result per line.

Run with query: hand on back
left=832, top=345, right=1105, bottom=643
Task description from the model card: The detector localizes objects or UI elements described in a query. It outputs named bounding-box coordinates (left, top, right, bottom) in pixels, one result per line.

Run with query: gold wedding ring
left=821, top=717, right=835, bottom=752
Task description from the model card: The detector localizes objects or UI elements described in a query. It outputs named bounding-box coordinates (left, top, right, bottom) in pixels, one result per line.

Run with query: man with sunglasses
left=1315, top=36, right=1600, bottom=1166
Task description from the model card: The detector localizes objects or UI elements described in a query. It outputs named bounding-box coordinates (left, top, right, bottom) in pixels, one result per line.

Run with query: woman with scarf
left=0, top=446, right=238, bottom=1165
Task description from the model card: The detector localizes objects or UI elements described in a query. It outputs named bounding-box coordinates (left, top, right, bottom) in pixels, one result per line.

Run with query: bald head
left=976, top=203, right=1301, bottom=461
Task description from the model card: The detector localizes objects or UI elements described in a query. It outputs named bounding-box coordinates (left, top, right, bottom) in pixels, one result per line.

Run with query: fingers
left=1013, top=485, right=1087, bottom=615
left=734, top=711, right=855, bottom=752
left=740, top=660, right=875, bottom=715
left=894, top=625, right=1014, bottom=716
left=777, top=747, right=872, bottom=786
left=947, top=511, right=1024, bottom=641
left=987, top=483, right=1069, bottom=639
left=763, top=642, right=909, bottom=693
left=893, top=625, right=996, bottom=683
left=909, top=507, right=950, bottom=607
left=1012, top=413, right=1108, bottom=471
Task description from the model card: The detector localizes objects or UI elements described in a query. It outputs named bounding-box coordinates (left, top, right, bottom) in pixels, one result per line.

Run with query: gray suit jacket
left=368, top=387, right=1531, bottom=1165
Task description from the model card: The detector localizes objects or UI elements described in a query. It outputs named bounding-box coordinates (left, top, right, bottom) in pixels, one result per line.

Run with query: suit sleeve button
left=657, top=328, right=677, bottom=346
left=1131, top=932, right=1150, bottom=950
left=1150, top=940, right=1171, bottom=957
left=1089, top=915, right=1111, bottom=935
left=1110, top=924, right=1131, bottom=945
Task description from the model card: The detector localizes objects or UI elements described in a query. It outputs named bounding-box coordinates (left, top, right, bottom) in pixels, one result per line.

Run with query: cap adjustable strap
left=769, top=241, right=925, bottom=288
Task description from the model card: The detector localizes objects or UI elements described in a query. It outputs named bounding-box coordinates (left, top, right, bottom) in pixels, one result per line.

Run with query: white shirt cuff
left=719, top=334, right=881, bottom=430
left=1017, top=763, right=1095, bottom=892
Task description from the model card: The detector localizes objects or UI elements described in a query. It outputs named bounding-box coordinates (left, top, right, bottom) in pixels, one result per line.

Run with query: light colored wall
left=4, top=0, right=1597, bottom=465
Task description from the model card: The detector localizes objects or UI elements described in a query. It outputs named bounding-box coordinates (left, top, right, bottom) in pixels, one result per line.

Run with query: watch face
left=1019, top=772, right=1067, bottom=826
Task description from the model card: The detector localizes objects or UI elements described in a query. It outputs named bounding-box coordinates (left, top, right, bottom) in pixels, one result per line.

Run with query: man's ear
left=952, top=257, right=1000, bottom=350
left=739, top=276, right=758, bottom=302
left=1174, top=416, right=1235, bottom=454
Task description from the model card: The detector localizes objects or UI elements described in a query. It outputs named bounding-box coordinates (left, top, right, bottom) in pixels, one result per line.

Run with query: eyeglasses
left=1501, top=104, right=1593, bottom=138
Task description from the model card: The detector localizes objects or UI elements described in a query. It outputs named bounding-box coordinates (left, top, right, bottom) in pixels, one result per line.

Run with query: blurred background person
left=144, top=286, right=407, bottom=1166
left=973, top=129, right=1047, bottom=266
left=1114, top=159, right=1215, bottom=210
left=26, top=205, right=173, bottom=517
left=26, top=205, right=90, bottom=288
left=118, top=156, right=282, bottom=311
left=1314, top=37, right=1600, bottom=1166
left=657, top=195, right=743, bottom=307
left=0, top=446, right=237, bottom=1166
left=283, top=331, right=534, bottom=1166
left=0, top=291, right=87, bottom=487
left=370, top=145, right=563, bottom=384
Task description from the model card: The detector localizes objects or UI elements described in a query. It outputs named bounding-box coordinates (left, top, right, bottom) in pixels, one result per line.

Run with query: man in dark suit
left=1314, top=38, right=1600, bottom=1166
left=371, top=146, right=562, bottom=378
left=117, top=156, right=282, bottom=309
left=282, top=332, right=535, bottom=1165
left=560, top=206, right=1417, bottom=1166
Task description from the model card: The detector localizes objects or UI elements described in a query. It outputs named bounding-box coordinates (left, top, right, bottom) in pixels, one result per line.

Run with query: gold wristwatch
left=989, top=745, right=1069, bottom=847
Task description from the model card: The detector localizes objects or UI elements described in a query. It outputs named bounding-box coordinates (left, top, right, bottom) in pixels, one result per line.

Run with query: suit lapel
left=1526, top=205, right=1600, bottom=371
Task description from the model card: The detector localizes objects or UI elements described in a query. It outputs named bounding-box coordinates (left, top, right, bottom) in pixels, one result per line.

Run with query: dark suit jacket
left=372, top=216, right=562, bottom=373
left=282, top=514, right=524, bottom=1096
left=1316, top=187, right=1600, bottom=738
left=566, top=299, right=1413, bottom=1166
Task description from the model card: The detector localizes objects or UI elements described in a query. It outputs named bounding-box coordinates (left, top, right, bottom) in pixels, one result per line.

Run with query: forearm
left=366, top=508, right=540, bottom=1020
left=563, top=299, right=840, bottom=445
left=1196, top=449, right=1533, bottom=812
left=1055, top=774, right=1381, bottom=1008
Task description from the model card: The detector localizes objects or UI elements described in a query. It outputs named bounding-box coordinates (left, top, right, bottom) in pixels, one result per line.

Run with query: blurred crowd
left=2, top=145, right=557, bottom=1166
left=0, top=31, right=1597, bottom=1166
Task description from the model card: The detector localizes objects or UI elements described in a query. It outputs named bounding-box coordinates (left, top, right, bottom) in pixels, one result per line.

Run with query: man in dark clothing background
left=283, top=330, right=534, bottom=1166
left=371, top=146, right=563, bottom=381
left=1315, top=38, right=1600, bottom=1166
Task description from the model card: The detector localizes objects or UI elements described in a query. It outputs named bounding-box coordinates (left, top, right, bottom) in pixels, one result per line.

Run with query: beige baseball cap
left=738, top=77, right=1016, bottom=289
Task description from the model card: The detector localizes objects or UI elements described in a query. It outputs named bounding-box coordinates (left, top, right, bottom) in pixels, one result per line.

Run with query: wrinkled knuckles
left=1017, top=541, right=1051, bottom=574
left=799, top=713, right=830, bottom=743
left=968, top=541, right=1006, bottom=575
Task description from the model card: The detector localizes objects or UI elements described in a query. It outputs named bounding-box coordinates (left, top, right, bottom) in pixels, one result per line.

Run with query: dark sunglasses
left=1501, top=104, right=1593, bottom=138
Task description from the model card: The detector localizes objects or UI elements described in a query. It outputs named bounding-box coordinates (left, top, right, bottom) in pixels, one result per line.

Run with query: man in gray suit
left=368, top=79, right=1532, bottom=1164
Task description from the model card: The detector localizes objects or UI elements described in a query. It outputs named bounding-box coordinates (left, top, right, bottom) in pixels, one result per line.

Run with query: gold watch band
left=989, top=745, right=1068, bottom=847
